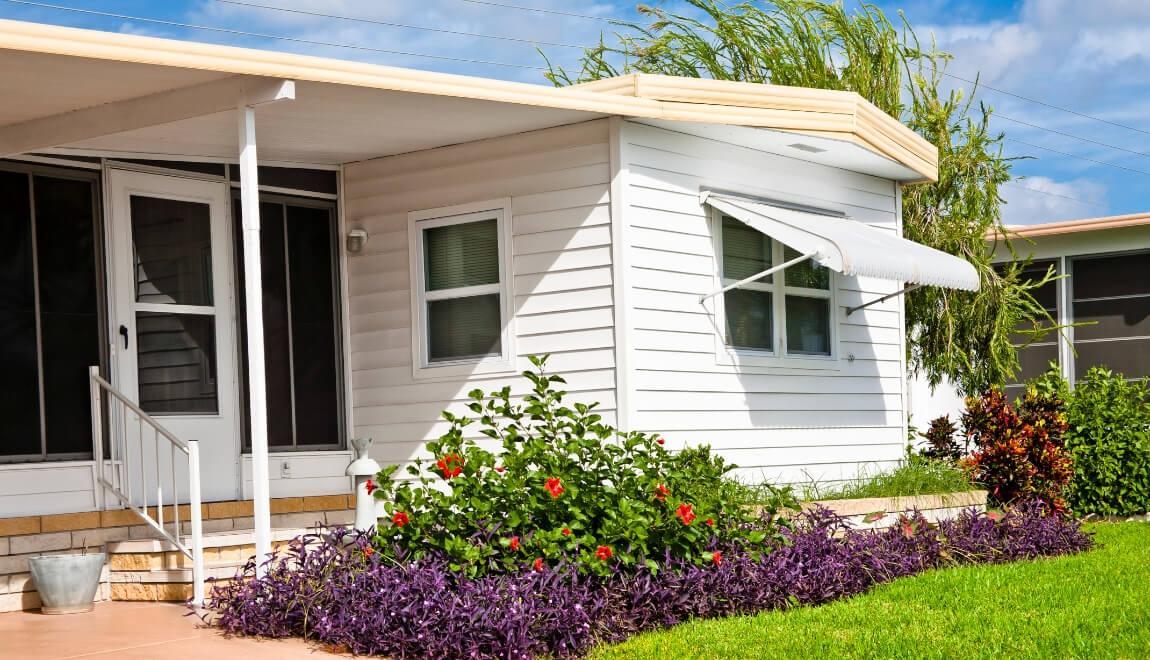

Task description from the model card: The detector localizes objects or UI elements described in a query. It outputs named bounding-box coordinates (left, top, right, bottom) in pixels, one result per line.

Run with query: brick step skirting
left=0, top=495, right=355, bottom=613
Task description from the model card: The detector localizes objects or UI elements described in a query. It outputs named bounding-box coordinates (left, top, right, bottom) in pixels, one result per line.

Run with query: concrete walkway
left=0, top=602, right=347, bottom=659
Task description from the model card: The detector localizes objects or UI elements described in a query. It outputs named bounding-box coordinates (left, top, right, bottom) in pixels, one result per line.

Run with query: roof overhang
left=703, top=191, right=979, bottom=291
left=0, top=19, right=937, bottom=180
left=993, top=212, right=1150, bottom=240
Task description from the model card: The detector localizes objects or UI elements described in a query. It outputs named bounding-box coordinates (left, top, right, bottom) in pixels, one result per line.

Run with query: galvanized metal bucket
left=28, top=553, right=106, bottom=615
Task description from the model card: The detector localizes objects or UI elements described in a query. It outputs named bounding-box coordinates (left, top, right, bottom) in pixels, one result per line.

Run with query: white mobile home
left=0, top=20, right=975, bottom=610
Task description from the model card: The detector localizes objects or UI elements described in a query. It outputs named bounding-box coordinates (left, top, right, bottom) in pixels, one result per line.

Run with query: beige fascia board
left=577, top=72, right=937, bottom=182
left=0, top=20, right=938, bottom=180
left=992, top=212, right=1150, bottom=240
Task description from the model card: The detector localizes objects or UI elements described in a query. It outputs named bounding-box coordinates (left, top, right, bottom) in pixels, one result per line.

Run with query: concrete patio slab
left=0, top=601, right=347, bottom=659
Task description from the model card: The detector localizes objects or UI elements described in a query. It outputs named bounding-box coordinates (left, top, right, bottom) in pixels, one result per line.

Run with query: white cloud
left=1000, top=176, right=1109, bottom=225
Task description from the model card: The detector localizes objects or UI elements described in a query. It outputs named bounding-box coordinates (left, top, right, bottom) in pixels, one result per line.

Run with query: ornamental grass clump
left=367, top=355, right=795, bottom=577
left=207, top=503, right=1091, bottom=658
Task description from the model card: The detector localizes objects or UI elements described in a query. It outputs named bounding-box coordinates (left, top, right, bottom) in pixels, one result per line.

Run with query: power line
left=1, top=0, right=546, bottom=70
left=453, top=1, right=1150, bottom=140
left=1006, top=138, right=1150, bottom=177
left=458, top=0, right=615, bottom=22
left=995, top=114, right=1150, bottom=159
left=214, top=0, right=584, bottom=49
left=942, top=71, right=1150, bottom=138
left=1001, top=181, right=1108, bottom=210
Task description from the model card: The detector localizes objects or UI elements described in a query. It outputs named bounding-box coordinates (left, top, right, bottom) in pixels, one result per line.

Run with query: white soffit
left=703, top=191, right=979, bottom=291
left=638, top=119, right=920, bottom=182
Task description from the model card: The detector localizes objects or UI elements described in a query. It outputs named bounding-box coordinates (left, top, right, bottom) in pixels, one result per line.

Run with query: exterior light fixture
left=346, top=228, right=369, bottom=254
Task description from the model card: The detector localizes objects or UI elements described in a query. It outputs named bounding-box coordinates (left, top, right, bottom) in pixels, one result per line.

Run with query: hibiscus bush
left=368, top=356, right=795, bottom=577
left=962, top=383, right=1073, bottom=513
left=208, top=503, right=1091, bottom=658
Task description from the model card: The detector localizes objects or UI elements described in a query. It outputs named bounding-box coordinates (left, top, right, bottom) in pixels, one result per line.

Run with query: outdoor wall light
left=346, top=228, right=369, bottom=254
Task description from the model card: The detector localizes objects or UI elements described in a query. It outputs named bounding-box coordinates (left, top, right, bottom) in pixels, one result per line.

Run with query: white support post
left=188, top=440, right=205, bottom=607
left=238, top=104, right=272, bottom=573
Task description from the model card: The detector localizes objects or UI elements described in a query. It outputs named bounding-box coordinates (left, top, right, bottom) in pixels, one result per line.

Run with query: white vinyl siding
left=344, top=120, right=617, bottom=467
left=619, top=120, right=907, bottom=486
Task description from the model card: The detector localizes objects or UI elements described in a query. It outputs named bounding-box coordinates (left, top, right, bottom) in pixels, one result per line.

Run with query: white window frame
left=409, top=199, right=515, bottom=381
left=711, top=208, right=839, bottom=371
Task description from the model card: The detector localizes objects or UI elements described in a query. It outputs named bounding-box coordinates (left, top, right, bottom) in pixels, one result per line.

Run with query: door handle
left=119, top=325, right=129, bottom=350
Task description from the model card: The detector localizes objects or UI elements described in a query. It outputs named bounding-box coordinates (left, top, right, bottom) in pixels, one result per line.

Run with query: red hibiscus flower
left=509, top=536, right=520, bottom=552
left=561, top=527, right=572, bottom=536
left=533, top=557, right=544, bottom=572
left=654, top=483, right=670, bottom=502
left=712, top=551, right=722, bottom=566
left=436, top=453, right=464, bottom=479
left=675, top=503, right=697, bottom=525
left=392, top=511, right=409, bottom=528
left=365, top=478, right=377, bottom=496
left=595, top=545, right=613, bottom=561
left=544, top=477, right=564, bottom=499
left=656, top=437, right=665, bottom=445
left=705, top=518, right=714, bottom=527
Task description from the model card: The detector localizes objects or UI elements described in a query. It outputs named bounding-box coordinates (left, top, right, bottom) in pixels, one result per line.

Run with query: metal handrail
left=89, top=366, right=205, bottom=606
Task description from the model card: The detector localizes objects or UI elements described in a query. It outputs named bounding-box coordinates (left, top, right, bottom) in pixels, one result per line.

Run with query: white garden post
left=346, top=437, right=381, bottom=532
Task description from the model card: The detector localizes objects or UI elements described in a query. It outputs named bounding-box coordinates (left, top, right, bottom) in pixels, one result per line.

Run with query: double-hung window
left=412, top=202, right=511, bottom=374
left=717, top=214, right=834, bottom=359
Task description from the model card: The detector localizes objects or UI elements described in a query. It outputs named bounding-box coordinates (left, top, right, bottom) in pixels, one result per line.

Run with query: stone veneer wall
left=0, top=495, right=355, bottom=613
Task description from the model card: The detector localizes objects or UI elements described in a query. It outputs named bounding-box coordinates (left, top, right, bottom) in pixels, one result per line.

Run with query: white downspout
left=237, top=104, right=272, bottom=572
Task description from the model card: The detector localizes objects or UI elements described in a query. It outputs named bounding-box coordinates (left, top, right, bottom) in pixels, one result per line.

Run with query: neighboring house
left=908, top=212, right=1150, bottom=424
left=0, top=20, right=976, bottom=608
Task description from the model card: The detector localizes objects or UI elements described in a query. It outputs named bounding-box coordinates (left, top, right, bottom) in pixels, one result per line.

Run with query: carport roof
left=0, top=18, right=937, bottom=181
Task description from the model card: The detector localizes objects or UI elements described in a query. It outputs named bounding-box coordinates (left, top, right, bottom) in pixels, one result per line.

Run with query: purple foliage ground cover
left=206, top=502, right=1091, bottom=658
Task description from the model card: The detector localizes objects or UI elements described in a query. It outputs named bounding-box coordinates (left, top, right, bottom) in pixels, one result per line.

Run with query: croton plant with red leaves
left=962, top=384, right=1073, bottom=515
left=365, top=355, right=796, bottom=577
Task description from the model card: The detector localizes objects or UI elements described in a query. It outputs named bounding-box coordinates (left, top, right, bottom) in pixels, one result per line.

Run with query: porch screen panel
left=0, top=170, right=41, bottom=457
left=35, top=176, right=101, bottom=455
left=286, top=204, right=340, bottom=446
left=235, top=197, right=343, bottom=450
left=240, top=201, right=294, bottom=447
left=0, top=167, right=101, bottom=461
left=1072, top=252, right=1150, bottom=380
left=1001, top=259, right=1059, bottom=395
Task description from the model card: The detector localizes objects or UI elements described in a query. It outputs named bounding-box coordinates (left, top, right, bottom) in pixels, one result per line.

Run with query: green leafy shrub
left=1062, top=367, right=1150, bottom=516
left=369, top=356, right=796, bottom=577
left=919, top=415, right=964, bottom=462
left=962, top=384, right=1073, bottom=513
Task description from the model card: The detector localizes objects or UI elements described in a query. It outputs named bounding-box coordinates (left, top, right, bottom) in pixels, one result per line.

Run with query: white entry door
left=108, top=169, right=240, bottom=502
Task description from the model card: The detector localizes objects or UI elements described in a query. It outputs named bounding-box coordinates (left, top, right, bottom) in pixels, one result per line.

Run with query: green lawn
left=592, top=523, right=1150, bottom=659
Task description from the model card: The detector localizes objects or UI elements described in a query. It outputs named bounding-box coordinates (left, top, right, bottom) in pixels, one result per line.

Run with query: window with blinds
left=416, top=209, right=506, bottom=366
left=718, top=214, right=834, bottom=358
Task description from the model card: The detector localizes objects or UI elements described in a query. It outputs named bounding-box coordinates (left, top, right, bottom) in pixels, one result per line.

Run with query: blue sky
left=3, top=0, right=1149, bottom=225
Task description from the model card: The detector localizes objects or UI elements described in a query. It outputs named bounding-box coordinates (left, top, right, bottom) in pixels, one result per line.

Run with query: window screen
left=719, top=215, right=833, bottom=357
left=421, top=216, right=503, bottom=364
